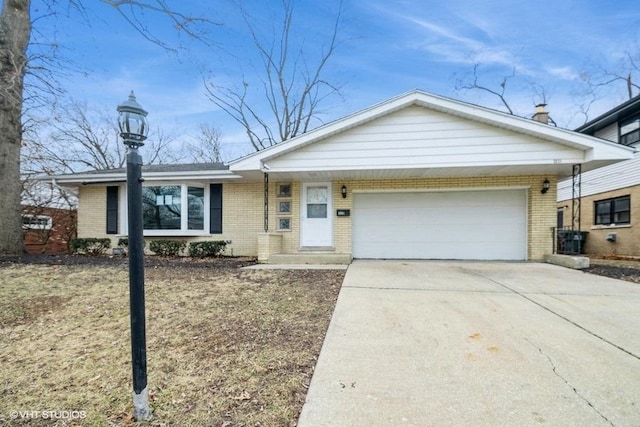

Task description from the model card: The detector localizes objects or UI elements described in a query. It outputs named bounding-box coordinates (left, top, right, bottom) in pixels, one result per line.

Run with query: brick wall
left=77, top=185, right=107, bottom=240
left=22, top=206, right=77, bottom=254
left=558, top=185, right=640, bottom=256
left=77, top=182, right=264, bottom=256
left=77, top=175, right=556, bottom=260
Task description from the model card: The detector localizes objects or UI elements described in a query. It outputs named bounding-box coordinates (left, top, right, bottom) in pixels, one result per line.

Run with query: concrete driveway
left=298, top=260, right=640, bottom=427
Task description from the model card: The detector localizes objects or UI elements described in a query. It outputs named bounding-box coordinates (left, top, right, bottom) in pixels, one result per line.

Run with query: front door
left=301, top=182, right=332, bottom=247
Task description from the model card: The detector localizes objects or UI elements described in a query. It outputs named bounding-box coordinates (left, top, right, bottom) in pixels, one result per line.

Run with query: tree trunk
left=0, top=0, right=30, bottom=254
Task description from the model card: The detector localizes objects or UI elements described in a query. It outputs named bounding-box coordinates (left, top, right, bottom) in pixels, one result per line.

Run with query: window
left=594, top=196, right=630, bottom=226
left=187, top=187, right=205, bottom=230
left=276, top=182, right=292, bottom=231
left=278, top=218, right=291, bottom=231
left=141, top=184, right=206, bottom=233
left=620, top=115, right=640, bottom=146
left=22, top=215, right=52, bottom=230
left=277, top=183, right=291, bottom=197
left=306, top=186, right=328, bottom=218
left=143, top=186, right=182, bottom=230
left=278, top=201, right=291, bottom=213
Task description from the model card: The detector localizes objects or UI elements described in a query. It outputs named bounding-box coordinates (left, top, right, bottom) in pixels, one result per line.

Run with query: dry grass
left=0, top=261, right=344, bottom=426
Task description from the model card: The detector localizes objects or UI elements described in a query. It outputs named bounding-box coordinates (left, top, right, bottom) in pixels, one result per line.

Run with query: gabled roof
left=230, top=90, right=635, bottom=179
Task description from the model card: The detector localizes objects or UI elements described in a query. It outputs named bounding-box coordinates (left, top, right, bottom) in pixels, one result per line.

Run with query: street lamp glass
left=117, top=91, right=149, bottom=147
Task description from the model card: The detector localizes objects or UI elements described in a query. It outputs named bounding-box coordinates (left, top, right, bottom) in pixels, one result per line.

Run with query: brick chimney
left=532, top=103, right=549, bottom=124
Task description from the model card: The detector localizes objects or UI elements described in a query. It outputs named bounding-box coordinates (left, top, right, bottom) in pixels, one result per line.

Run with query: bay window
left=112, top=182, right=221, bottom=235
left=140, top=184, right=207, bottom=235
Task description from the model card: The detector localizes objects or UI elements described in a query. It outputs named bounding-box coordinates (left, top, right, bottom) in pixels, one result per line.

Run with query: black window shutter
left=210, top=184, right=223, bottom=234
left=106, top=186, right=119, bottom=234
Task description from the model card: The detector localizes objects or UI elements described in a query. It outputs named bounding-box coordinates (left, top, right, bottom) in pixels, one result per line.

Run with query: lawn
left=0, top=258, right=344, bottom=426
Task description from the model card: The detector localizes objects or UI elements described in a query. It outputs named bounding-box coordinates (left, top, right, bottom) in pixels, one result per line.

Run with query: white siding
left=558, top=152, right=640, bottom=200
left=594, top=122, right=619, bottom=142
left=268, top=107, right=585, bottom=171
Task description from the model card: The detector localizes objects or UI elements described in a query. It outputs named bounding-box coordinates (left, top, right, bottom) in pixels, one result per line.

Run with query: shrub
left=148, top=239, right=186, bottom=257
left=117, top=237, right=129, bottom=250
left=188, top=241, right=228, bottom=258
left=70, top=238, right=111, bottom=255
left=117, top=237, right=146, bottom=255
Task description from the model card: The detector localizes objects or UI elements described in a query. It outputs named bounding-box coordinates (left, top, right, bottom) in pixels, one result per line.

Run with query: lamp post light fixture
left=117, top=91, right=151, bottom=421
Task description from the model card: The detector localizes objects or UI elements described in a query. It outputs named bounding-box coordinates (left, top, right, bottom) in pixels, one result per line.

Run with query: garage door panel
left=352, top=190, right=527, bottom=260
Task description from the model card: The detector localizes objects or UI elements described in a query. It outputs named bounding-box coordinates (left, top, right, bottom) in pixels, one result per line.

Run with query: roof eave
left=48, top=169, right=242, bottom=185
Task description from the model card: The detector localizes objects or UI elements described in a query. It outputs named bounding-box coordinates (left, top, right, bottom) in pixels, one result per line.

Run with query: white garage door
left=352, top=190, right=527, bottom=260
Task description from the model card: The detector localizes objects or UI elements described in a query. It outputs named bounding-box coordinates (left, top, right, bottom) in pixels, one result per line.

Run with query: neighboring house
left=21, top=180, right=77, bottom=254
left=52, top=90, right=633, bottom=263
left=558, top=95, right=640, bottom=256
left=22, top=205, right=77, bottom=254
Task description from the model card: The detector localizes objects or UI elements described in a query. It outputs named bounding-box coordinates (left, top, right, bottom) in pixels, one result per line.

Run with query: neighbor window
left=142, top=185, right=205, bottom=232
left=594, top=196, right=630, bottom=226
left=22, top=215, right=52, bottom=230
left=620, top=115, right=640, bottom=146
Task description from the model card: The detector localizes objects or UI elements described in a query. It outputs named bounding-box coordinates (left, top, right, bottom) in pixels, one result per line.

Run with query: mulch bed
left=3, top=253, right=640, bottom=284
left=584, top=264, right=640, bottom=283
left=0, top=253, right=257, bottom=270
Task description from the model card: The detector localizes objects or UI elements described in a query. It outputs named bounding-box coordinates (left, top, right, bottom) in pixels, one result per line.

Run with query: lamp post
left=117, top=91, right=151, bottom=421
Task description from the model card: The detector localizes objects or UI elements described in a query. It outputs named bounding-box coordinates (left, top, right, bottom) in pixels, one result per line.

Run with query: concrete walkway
left=298, top=260, right=640, bottom=426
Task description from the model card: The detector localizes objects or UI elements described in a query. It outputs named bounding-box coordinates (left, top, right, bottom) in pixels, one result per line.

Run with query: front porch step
left=267, top=253, right=352, bottom=265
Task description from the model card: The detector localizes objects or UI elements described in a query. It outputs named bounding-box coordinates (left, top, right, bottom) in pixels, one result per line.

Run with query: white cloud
left=546, top=66, right=580, bottom=81
left=394, top=14, right=520, bottom=70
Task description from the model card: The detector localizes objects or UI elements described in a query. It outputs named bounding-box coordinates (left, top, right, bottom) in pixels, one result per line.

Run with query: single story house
left=558, top=94, right=640, bottom=256
left=52, top=90, right=634, bottom=263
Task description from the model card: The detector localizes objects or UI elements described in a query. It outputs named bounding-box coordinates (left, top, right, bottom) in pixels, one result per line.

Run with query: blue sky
left=28, top=0, right=640, bottom=160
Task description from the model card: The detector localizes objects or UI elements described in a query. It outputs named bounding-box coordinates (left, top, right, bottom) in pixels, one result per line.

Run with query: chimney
left=532, top=103, right=549, bottom=124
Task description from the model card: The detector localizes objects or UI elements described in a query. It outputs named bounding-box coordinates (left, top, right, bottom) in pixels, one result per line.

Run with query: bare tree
left=455, top=63, right=517, bottom=115
left=22, top=100, right=180, bottom=174
left=581, top=52, right=640, bottom=101
left=205, top=0, right=345, bottom=151
left=183, top=122, right=224, bottom=163
left=573, top=51, right=640, bottom=124
left=455, top=63, right=559, bottom=126
left=0, top=0, right=214, bottom=254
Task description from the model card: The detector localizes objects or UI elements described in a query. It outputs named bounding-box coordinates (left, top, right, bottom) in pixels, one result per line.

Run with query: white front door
left=301, top=182, right=333, bottom=247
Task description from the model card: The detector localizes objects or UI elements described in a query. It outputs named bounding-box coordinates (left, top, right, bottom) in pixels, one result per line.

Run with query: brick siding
left=558, top=185, right=640, bottom=256
left=77, top=175, right=556, bottom=260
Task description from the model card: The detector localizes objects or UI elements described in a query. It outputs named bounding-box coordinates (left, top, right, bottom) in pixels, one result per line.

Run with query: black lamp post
left=117, top=91, right=151, bottom=421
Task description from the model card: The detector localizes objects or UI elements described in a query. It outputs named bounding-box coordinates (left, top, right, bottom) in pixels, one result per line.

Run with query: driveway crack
left=526, top=339, right=614, bottom=426
left=465, top=269, right=640, bottom=362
